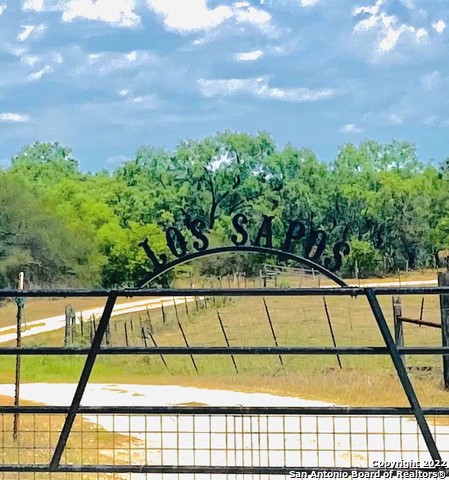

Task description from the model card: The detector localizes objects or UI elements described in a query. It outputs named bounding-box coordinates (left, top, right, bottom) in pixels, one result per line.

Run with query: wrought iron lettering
left=252, top=215, right=274, bottom=248
left=190, top=219, right=209, bottom=252
left=166, top=227, right=187, bottom=258
left=281, top=220, right=306, bottom=253
left=324, top=241, right=350, bottom=272
left=304, top=229, right=327, bottom=261
left=139, top=212, right=351, bottom=280
left=138, top=238, right=167, bottom=271
left=230, top=213, right=249, bottom=246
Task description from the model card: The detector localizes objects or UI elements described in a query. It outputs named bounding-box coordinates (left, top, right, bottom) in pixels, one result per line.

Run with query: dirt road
left=0, top=297, right=194, bottom=344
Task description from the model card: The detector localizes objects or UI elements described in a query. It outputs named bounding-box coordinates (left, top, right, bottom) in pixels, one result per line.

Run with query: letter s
left=190, top=219, right=209, bottom=252
left=231, top=213, right=249, bottom=246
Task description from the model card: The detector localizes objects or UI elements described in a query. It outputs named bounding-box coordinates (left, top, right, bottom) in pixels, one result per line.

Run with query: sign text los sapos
left=139, top=213, right=350, bottom=273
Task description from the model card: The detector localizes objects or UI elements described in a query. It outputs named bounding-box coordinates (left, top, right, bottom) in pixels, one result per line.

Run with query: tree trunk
left=434, top=252, right=440, bottom=269
left=209, top=200, right=217, bottom=229
left=407, top=251, right=416, bottom=270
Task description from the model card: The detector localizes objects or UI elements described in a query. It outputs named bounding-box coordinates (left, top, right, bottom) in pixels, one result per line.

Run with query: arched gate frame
left=0, top=245, right=448, bottom=477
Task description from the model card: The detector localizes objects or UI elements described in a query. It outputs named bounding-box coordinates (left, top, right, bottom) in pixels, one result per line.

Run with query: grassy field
left=0, top=269, right=448, bottom=408
left=0, top=267, right=439, bottom=329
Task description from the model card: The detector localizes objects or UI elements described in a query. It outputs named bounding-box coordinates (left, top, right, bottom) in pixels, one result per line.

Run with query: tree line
left=1, top=132, right=448, bottom=288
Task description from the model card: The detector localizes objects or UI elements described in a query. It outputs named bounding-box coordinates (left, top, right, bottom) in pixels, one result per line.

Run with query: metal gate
left=1, top=244, right=449, bottom=478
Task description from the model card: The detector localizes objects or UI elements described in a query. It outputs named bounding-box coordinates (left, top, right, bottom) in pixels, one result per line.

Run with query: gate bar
left=0, top=465, right=447, bottom=475
left=398, top=316, right=441, bottom=329
left=365, top=289, right=442, bottom=462
left=2, top=286, right=449, bottom=297
left=49, top=293, right=117, bottom=469
left=2, top=346, right=449, bottom=355
left=2, top=405, right=449, bottom=415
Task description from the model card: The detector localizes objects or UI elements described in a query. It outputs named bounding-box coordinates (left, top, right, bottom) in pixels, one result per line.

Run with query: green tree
left=0, top=173, right=100, bottom=287
left=10, top=141, right=80, bottom=185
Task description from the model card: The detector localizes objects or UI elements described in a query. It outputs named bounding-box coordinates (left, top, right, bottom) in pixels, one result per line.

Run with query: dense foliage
left=1, top=133, right=448, bottom=287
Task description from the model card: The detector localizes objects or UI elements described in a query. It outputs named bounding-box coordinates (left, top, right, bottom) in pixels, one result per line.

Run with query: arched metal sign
left=138, top=213, right=350, bottom=288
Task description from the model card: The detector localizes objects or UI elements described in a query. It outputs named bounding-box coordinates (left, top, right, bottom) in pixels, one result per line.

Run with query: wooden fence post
left=71, top=310, right=76, bottom=341
left=392, top=296, right=404, bottom=365
left=64, top=305, right=71, bottom=347
left=65, top=305, right=76, bottom=346
left=105, top=320, right=111, bottom=346
left=124, top=323, right=129, bottom=347
left=438, top=273, right=449, bottom=389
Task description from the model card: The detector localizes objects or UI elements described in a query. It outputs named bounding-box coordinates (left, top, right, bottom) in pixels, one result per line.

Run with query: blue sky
left=0, top=0, right=448, bottom=171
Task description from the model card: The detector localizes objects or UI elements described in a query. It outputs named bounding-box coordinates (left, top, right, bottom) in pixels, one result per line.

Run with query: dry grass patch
left=0, top=395, right=134, bottom=480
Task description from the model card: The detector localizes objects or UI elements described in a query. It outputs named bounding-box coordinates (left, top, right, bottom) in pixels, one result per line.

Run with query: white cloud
left=20, top=51, right=63, bottom=71
left=300, top=0, right=320, bottom=6
left=130, top=94, right=159, bottom=107
left=86, top=50, right=159, bottom=73
left=378, top=26, right=402, bottom=52
left=21, top=54, right=41, bottom=67
left=432, top=20, right=446, bottom=34
left=29, top=65, right=53, bottom=80
left=353, top=0, right=383, bottom=19
left=387, top=113, right=403, bottom=125
left=23, top=0, right=44, bottom=11
left=340, top=124, right=363, bottom=134
left=17, top=24, right=47, bottom=42
left=0, top=113, right=30, bottom=123
left=234, top=4, right=271, bottom=26
left=235, top=49, right=263, bottom=61
left=198, top=76, right=337, bottom=102
left=6, top=45, right=28, bottom=57
left=421, top=71, right=441, bottom=92
left=53, top=52, right=63, bottom=63
left=353, top=1, right=429, bottom=55
left=62, top=0, right=140, bottom=27
left=0, top=4, right=5, bottom=15
left=192, top=38, right=207, bottom=46
left=18, top=26, right=35, bottom=42
left=415, top=28, right=427, bottom=39
left=147, top=0, right=272, bottom=34
left=22, top=0, right=75, bottom=12
left=147, top=0, right=233, bottom=32
left=399, top=0, right=415, bottom=8
left=364, top=110, right=407, bottom=126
